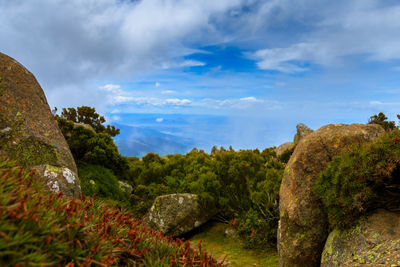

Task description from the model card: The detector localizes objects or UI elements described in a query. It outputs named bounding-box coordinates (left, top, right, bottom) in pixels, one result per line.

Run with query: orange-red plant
left=0, top=158, right=226, bottom=266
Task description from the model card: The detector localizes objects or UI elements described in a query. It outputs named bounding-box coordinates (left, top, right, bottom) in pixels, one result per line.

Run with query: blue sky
left=1, top=0, right=400, bottom=151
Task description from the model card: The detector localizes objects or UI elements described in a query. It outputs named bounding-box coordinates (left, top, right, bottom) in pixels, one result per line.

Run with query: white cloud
left=240, top=96, right=262, bottom=102
left=155, top=82, right=161, bottom=87
left=155, top=118, right=164, bottom=123
left=251, top=43, right=321, bottom=73
left=99, top=84, right=122, bottom=93
left=369, top=101, right=383, bottom=106
left=0, top=0, right=240, bottom=92
left=112, top=95, right=135, bottom=104
left=161, top=90, right=177, bottom=94
left=161, top=60, right=206, bottom=69
left=109, top=96, right=192, bottom=107
left=179, top=60, right=206, bottom=67
left=198, top=97, right=280, bottom=110
left=111, top=115, right=121, bottom=121
left=369, top=100, right=400, bottom=106
left=165, top=98, right=192, bottom=105
left=250, top=1, right=400, bottom=72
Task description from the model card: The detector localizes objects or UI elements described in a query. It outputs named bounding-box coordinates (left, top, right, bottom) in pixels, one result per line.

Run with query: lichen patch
left=62, top=168, right=75, bottom=184
left=44, top=169, right=58, bottom=179
left=46, top=180, right=60, bottom=193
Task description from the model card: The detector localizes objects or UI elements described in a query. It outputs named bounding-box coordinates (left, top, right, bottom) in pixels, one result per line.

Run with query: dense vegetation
left=0, top=158, right=225, bottom=266
left=315, top=114, right=400, bottom=229
left=127, top=148, right=285, bottom=249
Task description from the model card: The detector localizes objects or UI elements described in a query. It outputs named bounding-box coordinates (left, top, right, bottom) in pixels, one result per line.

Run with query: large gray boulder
left=278, top=124, right=385, bottom=267
left=321, top=209, right=400, bottom=266
left=0, top=52, right=80, bottom=197
left=143, top=193, right=216, bottom=236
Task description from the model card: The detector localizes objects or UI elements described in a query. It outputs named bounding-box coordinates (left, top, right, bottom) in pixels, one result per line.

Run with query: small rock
left=143, top=193, right=216, bottom=236
left=118, top=180, right=133, bottom=194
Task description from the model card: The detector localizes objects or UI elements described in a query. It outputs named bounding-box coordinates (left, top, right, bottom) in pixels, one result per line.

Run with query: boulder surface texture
left=321, top=209, right=400, bottom=266
left=275, top=142, right=295, bottom=157
left=0, top=52, right=80, bottom=196
left=293, top=123, right=314, bottom=144
left=276, top=123, right=313, bottom=157
left=278, top=123, right=384, bottom=267
left=143, top=193, right=215, bottom=237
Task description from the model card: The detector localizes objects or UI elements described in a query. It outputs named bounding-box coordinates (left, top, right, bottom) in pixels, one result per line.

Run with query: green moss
left=329, top=231, right=339, bottom=254
left=343, top=223, right=362, bottom=240
left=11, top=137, right=59, bottom=167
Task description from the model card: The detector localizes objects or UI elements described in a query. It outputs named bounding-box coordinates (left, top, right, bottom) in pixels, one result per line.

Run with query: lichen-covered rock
left=32, top=165, right=81, bottom=197
left=293, top=123, right=313, bottom=144
left=321, top=209, right=400, bottom=266
left=275, top=142, right=295, bottom=157
left=0, top=52, right=80, bottom=196
left=278, top=124, right=384, bottom=267
left=118, top=180, right=133, bottom=194
left=143, top=193, right=216, bottom=237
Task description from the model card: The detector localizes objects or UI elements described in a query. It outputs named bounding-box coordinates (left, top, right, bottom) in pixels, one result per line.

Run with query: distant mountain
left=113, top=123, right=197, bottom=157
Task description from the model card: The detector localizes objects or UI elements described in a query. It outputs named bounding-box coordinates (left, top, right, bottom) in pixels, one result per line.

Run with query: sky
left=1, top=0, right=400, bottom=152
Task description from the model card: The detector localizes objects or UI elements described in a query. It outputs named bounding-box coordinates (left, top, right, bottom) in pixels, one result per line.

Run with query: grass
left=188, top=222, right=278, bottom=267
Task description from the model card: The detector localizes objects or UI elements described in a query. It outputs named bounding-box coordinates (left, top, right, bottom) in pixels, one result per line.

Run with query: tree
left=55, top=117, right=128, bottom=177
left=368, top=112, right=396, bottom=131
left=59, top=106, right=120, bottom=137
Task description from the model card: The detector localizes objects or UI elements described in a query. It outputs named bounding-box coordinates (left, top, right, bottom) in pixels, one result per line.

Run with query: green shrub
left=237, top=209, right=273, bottom=249
left=238, top=158, right=284, bottom=248
left=56, top=116, right=129, bottom=178
left=0, top=158, right=224, bottom=266
left=314, top=130, right=400, bottom=229
left=78, top=163, right=127, bottom=202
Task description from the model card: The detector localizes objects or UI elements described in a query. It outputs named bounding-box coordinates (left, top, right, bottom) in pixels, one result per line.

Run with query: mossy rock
left=278, top=123, right=385, bottom=267
left=321, top=209, right=400, bottom=266
left=0, top=52, right=79, bottom=196
left=143, top=193, right=216, bottom=237
left=32, top=165, right=81, bottom=197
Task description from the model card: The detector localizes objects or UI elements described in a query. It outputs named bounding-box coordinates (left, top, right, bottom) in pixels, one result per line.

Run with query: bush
left=56, top=117, right=129, bottom=178
left=0, top=158, right=224, bottom=266
left=314, top=130, right=400, bottom=229
left=78, top=163, right=127, bottom=202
